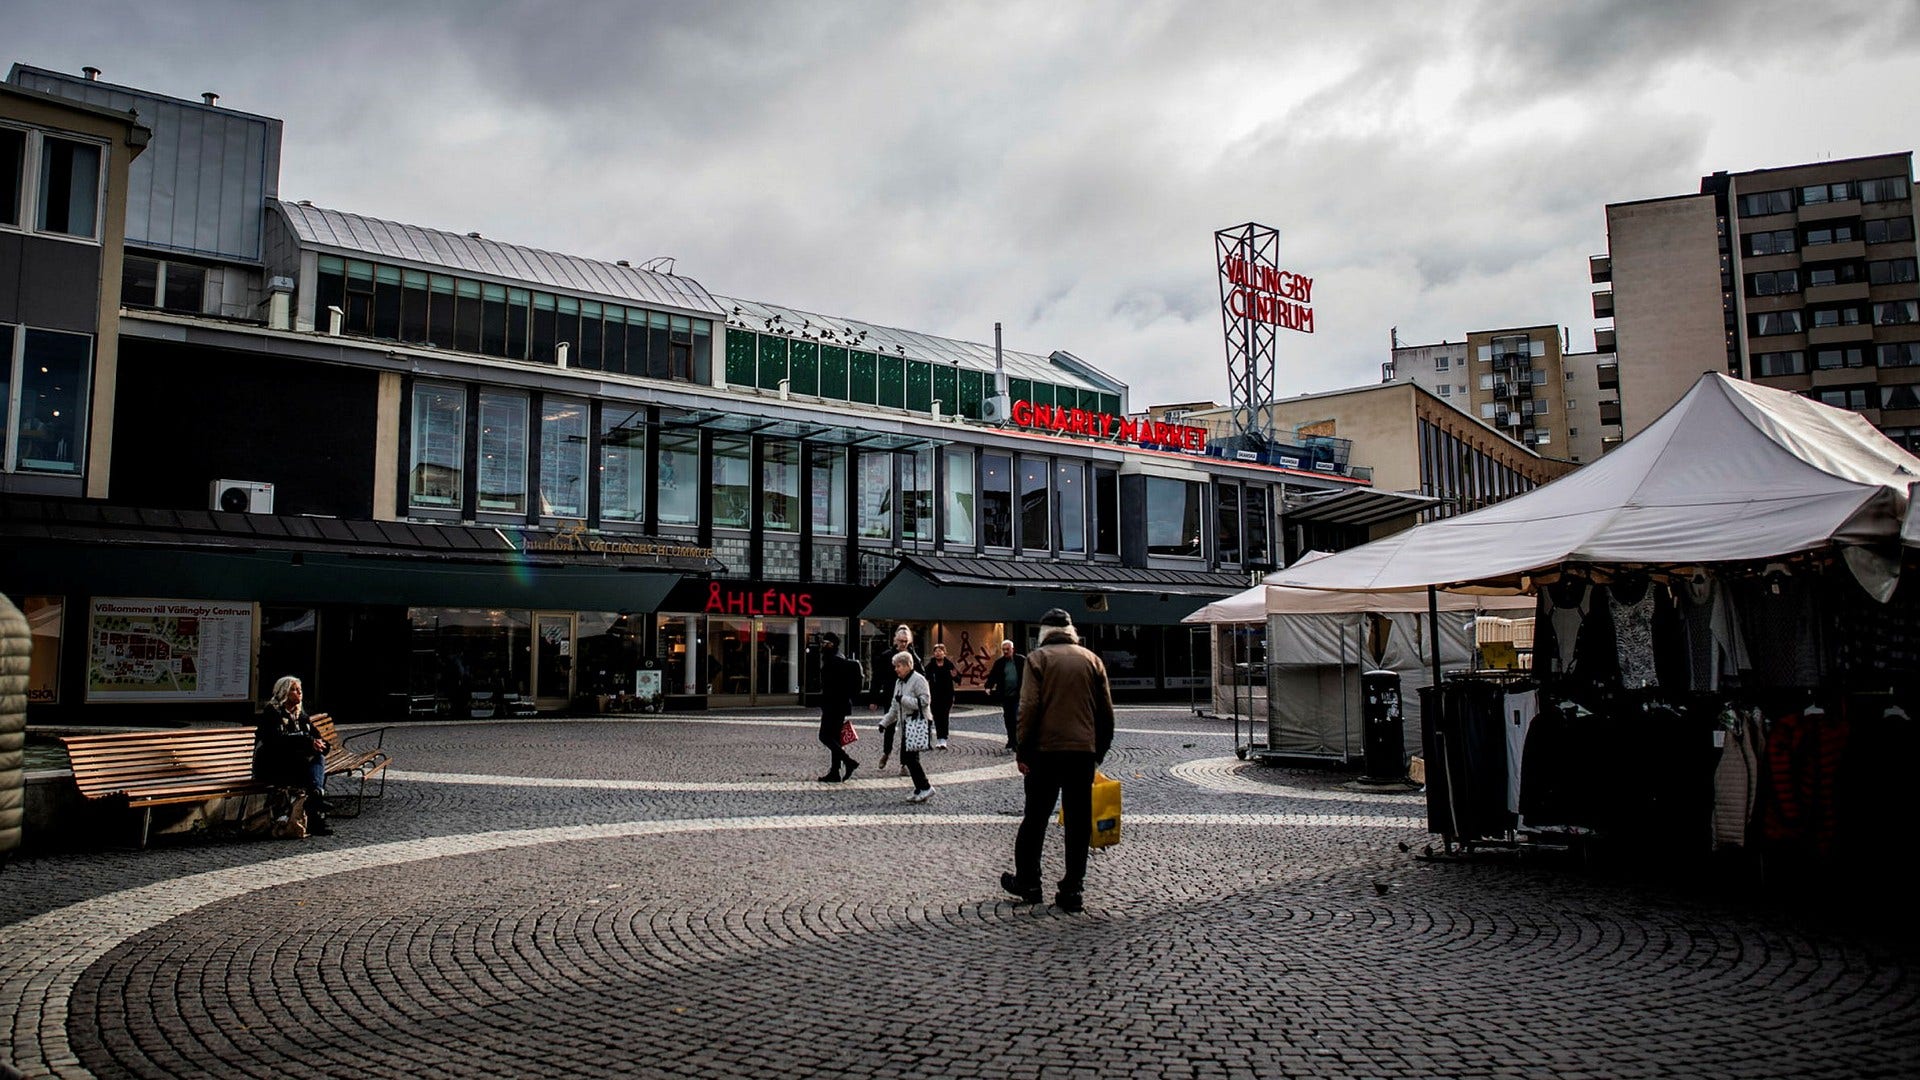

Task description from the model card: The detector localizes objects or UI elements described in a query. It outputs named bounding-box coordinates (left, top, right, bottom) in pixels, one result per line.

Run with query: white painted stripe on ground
left=0, top=810, right=1419, bottom=1080
left=1171, top=757, right=1428, bottom=804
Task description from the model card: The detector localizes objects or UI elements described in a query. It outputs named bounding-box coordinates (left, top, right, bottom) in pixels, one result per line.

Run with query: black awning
left=1283, top=487, right=1437, bottom=528
left=861, top=555, right=1250, bottom=625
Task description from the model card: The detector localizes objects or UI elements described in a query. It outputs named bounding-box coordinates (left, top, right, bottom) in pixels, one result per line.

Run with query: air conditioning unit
left=981, top=395, right=1013, bottom=422
left=211, top=479, right=274, bottom=514
left=1084, top=592, right=1109, bottom=613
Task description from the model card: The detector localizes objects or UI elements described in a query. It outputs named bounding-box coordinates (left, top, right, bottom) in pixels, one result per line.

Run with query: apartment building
left=1595, top=152, right=1919, bottom=449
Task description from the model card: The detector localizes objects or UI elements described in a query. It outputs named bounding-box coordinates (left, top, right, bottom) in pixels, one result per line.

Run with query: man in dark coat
left=1002, top=609, right=1114, bottom=913
left=815, top=633, right=863, bottom=783
left=983, top=639, right=1026, bottom=751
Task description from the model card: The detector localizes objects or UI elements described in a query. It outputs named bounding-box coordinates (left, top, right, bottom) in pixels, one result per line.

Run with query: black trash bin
left=1360, top=669, right=1405, bottom=783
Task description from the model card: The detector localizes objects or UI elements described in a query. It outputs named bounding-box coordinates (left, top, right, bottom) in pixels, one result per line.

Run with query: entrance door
left=533, top=613, right=576, bottom=711
left=708, top=616, right=802, bottom=705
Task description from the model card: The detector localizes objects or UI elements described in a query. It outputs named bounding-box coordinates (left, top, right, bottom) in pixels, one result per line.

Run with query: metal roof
left=714, top=295, right=1122, bottom=395
left=276, top=201, right=726, bottom=317
left=1281, top=487, right=1438, bottom=528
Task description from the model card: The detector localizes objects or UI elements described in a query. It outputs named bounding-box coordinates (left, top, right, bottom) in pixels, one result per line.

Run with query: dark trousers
left=1000, top=700, right=1020, bottom=748
left=1014, top=751, right=1096, bottom=893
left=902, top=749, right=929, bottom=791
left=932, top=692, right=953, bottom=740
left=818, top=714, right=857, bottom=772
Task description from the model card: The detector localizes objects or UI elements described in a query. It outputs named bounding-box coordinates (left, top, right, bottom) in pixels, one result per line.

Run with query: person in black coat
left=925, top=642, right=958, bottom=748
left=815, top=633, right=863, bottom=782
left=983, top=639, right=1026, bottom=752
left=253, top=675, right=333, bottom=836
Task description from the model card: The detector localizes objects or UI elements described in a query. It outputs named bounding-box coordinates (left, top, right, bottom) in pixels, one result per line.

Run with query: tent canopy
left=1184, top=576, right=1531, bottom=623
left=1272, top=373, right=1920, bottom=593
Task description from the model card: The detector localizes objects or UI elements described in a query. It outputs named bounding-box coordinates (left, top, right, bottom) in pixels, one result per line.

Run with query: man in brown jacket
left=1001, top=608, right=1115, bottom=913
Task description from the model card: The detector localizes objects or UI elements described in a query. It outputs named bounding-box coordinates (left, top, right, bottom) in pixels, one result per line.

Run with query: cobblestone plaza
left=3, top=707, right=1916, bottom=1079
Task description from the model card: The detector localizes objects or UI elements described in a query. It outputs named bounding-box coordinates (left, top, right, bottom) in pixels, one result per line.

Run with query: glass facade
left=1146, top=477, right=1203, bottom=558
left=539, top=396, right=588, bottom=518
left=944, top=448, right=975, bottom=546
left=599, top=405, right=646, bottom=523
left=476, top=390, right=528, bottom=515
left=409, top=382, right=465, bottom=509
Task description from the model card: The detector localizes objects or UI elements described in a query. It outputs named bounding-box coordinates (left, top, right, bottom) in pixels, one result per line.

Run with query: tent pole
left=1428, top=584, right=1442, bottom=690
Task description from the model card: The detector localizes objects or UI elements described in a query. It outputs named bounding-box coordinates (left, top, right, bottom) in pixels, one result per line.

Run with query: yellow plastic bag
left=1059, top=770, right=1123, bottom=848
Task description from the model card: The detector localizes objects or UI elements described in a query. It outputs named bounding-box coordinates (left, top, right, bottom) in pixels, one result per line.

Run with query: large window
left=1146, top=477, right=1203, bottom=558
left=1245, top=487, right=1271, bottom=566
left=599, top=405, right=646, bottom=523
left=1215, top=483, right=1241, bottom=564
left=1744, top=230, right=1796, bottom=256
left=711, top=434, right=751, bottom=529
left=1753, top=350, right=1807, bottom=376
left=1879, top=343, right=1920, bottom=368
left=981, top=453, right=1013, bottom=548
left=811, top=445, right=847, bottom=537
left=1859, top=176, right=1911, bottom=203
left=1875, top=300, right=1920, bottom=326
left=1748, top=270, right=1800, bottom=296
left=409, top=382, right=465, bottom=509
left=539, top=396, right=588, bottom=518
left=762, top=438, right=799, bottom=533
left=1737, top=189, right=1792, bottom=217
left=943, top=448, right=975, bottom=546
left=858, top=451, right=894, bottom=540
left=1094, top=467, right=1119, bottom=556
left=476, top=390, right=528, bottom=515
left=656, top=426, right=699, bottom=526
left=36, top=136, right=100, bottom=239
left=1056, top=460, right=1085, bottom=553
left=1869, top=258, right=1918, bottom=285
left=0, top=128, right=22, bottom=228
left=1883, top=385, right=1920, bottom=412
left=1019, top=456, right=1050, bottom=552
left=1813, top=347, right=1867, bottom=370
left=1750, top=310, right=1803, bottom=336
left=2, top=326, right=91, bottom=475
left=1865, top=217, right=1916, bottom=244
left=903, top=448, right=935, bottom=542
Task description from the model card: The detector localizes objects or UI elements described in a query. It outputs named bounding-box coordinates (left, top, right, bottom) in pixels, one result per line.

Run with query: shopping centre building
left=1, top=63, right=1448, bottom=722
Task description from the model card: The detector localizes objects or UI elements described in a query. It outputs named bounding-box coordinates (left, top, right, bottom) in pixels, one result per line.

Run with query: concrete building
left=1560, top=348, right=1623, bottom=462
left=1380, top=338, right=1471, bottom=405
left=1596, top=152, right=1919, bottom=450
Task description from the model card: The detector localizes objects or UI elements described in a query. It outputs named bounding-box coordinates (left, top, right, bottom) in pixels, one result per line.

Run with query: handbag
left=1058, top=770, right=1123, bottom=848
left=902, top=709, right=933, bottom=752
left=839, top=719, right=859, bottom=747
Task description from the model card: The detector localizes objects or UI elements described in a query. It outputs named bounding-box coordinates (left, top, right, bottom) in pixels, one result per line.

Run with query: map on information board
left=87, top=598, right=257, bottom=703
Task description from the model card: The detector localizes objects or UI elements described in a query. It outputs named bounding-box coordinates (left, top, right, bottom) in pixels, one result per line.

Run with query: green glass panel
left=1009, top=378, right=1033, bottom=405
left=905, top=360, right=933, bottom=412
left=1079, top=388, right=1100, bottom=412
left=1030, top=383, right=1054, bottom=408
left=725, top=331, right=758, bottom=386
left=1099, top=393, right=1120, bottom=418
left=877, top=355, right=905, bottom=408
left=932, top=365, right=957, bottom=415
left=958, top=370, right=984, bottom=419
left=789, top=340, right=819, bottom=396
left=819, top=345, right=849, bottom=400
left=758, top=334, right=789, bottom=391
left=849, top=351, right=877, bottom=404
left=319, top=254, right=344, bottom=274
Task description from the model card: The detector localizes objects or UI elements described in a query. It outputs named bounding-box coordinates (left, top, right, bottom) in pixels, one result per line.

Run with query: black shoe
left=1054, top=890, right=1083, bottom=913
left=1000, top=872, right=1042, bottom=904
left=842, top=760, right=859, bottom=782
left=309, top=819, right=334, bottom=837
left=818, top=772, right=843, bottom=783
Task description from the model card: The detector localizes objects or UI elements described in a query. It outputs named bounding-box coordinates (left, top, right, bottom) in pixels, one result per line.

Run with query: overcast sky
left=12, top=1, right=1920, bottom=409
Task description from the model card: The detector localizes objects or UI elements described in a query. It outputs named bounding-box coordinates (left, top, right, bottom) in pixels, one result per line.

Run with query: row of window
left=1417, top=418, right=1534, bottom=520
left=1742, top=218, right=1915, bottom=256
left=1749, top=258, right=1920, bottom=296
left=1737, top=175, right=1911, bottom=217
left=406, top=381, right=1276, bottom=564
left=315, top=256, right=715, bottom=381
left=0, top=323, right=92, bottom=476
left=120, top=256, right=208, bottom=314
left=724, top=330, right=1119, bottom=422
left=1750, top=301, right=1920, bottom=336
left=1808, top=383, right=1920, bottom=413
left=1754, top=343, right=1920, bottom=376
left=0, top=124, right=102, bottom=240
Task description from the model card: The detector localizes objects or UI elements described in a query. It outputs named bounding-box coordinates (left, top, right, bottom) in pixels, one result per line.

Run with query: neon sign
left=1008, top=399, right=1207, bottom=452
left=1223, top=254, right=1314, bottom=333
left=703, top=582, right=815, bottom=616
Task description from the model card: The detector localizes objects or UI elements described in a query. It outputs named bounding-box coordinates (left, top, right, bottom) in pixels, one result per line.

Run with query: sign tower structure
left=1215, top=223, right=1315, bottom=453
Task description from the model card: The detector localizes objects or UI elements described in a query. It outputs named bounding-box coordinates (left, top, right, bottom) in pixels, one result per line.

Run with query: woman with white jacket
left=878, top=651, right=936, bottom=802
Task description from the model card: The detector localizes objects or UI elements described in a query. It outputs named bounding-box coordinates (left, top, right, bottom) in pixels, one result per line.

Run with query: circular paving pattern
left=3, top=710, right=1916, bottom=1079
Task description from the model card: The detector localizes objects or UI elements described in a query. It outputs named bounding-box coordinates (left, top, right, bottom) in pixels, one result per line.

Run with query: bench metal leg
left=139, top=807, right=153, bottom=850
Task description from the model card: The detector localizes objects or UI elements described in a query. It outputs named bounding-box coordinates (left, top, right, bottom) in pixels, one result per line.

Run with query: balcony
left=1589, top=254, right=1612, bottom=284
left=1598, top=400, right=1622, bottom=425
left=1805, top=282, right=1870, bottom=305
left=1799, top=198, right=1862, bottom=224
left=1594, top=328, right=1616, bottom=352
left=1807, top=323, right=1874, bottom=345
left=1593, top=290, right=1614, bottom=319
left=1803, top=239, right=1867, bottom=262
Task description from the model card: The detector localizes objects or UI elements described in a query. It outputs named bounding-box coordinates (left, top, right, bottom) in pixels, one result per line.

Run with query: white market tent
left=1272, top=373, right=1920, bottom=595
left=1906, top=482, right=1920, bottom=547
left=1185, top=556, right=1531, bottom=760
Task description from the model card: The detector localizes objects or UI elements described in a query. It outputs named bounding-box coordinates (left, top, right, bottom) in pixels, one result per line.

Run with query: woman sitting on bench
left=254, top=676, right=334, bottom=836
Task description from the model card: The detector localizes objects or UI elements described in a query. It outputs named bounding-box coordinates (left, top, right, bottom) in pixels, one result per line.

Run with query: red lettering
left=704, top=582, right=724, bottom=613
left=726, top=591, right=745, bottom=614
left=1117, top=418, right=1138, bottom=441
left=1192, top=427, right=1207, bottom=452
left=797, top=595, right=813, bottom=616
left=1011, top=399, right=1034, bottom=426
left=1100, top=413, right=1114, bottom=437
left=1184, top=427, right=1200, bottom=451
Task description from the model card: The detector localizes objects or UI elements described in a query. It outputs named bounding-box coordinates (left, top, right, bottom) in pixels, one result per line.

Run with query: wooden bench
left=60, top=727, right=266, bottom=848
left=310, top=714, right=392, bottom=816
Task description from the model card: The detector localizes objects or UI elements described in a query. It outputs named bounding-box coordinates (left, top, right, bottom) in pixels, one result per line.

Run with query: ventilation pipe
left=326, top=305, right=343, bottom=336
left=556, top=342, right=571, bottom=369
left=202, top=92, right=219, bottom=107
left=83, top=66, right=101, bottom=81
left=931, top=400, right=943, bottom=423
left=266, top=276, right=295, bottom=331
left=778, top=378, right=791, bottom=402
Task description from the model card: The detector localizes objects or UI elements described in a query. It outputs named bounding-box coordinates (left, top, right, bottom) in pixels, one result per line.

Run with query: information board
left=86, top=598, right=257, bottom=703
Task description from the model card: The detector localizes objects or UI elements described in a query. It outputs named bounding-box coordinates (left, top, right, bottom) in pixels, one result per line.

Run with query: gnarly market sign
left=1008, top=400, right=1209, bottom=452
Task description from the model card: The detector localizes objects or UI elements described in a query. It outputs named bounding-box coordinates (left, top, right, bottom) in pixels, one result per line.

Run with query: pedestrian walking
left=872, top=625, right=924, bottom=771
left=1001, top=609, right=1113, bottom=913
left=878, top=651, right=937, bottom=802
left=814, top=632, right=862, bottom=783
left=983, top=639, right=1026, bottom=751
left=926, top=642, right=957, bottom=748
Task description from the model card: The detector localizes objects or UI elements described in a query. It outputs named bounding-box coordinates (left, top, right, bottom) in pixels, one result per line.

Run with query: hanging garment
left=1680, top=572, right=1749, bottom=692
left=1760, top=707, right=1850, bottom=859
left=1735, top=574, right=1824, bottom=689
left=1609, top=575, right=1659, bottom=690
left=1711, top=705, right=1766, bottom=850
left=1519, top=700, right=1594, bottom=830
left=1541, top=581, right=1591, bottom=674
left=1503, top=687, right=1539, bottom=816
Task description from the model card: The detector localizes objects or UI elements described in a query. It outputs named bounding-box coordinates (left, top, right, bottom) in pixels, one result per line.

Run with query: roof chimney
left=616, top=260, right=631, bottom=267
left=202, top=91, right=219, bottom=107
left=466, top=231, right=482, bottom=239
left=82, top=66, right=101, bottom=81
